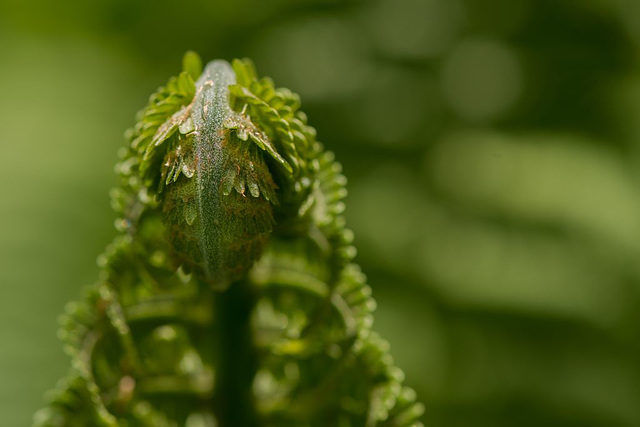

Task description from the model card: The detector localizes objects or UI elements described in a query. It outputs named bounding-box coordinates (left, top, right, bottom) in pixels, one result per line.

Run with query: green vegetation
left=32, top=54, right=424, bottom=427
left=3, top=1, right=640, bottom=426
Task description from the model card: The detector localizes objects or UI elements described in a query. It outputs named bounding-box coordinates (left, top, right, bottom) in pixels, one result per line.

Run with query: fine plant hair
left=33, top=52, right=425, bottom=427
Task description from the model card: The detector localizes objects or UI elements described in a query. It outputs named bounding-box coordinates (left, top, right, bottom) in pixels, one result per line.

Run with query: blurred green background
left=2, top=0, right=640, bottom=425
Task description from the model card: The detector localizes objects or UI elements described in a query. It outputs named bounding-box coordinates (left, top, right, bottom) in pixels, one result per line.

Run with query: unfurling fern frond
left=34, top=52, right=424, bottom=427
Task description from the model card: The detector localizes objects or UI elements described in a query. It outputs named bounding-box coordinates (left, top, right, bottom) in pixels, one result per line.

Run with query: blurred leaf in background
left=2, top=0, right=640, bottom=426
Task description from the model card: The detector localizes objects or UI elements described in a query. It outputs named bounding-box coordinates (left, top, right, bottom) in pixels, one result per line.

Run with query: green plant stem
left=212, top=281, right=258, bottom=427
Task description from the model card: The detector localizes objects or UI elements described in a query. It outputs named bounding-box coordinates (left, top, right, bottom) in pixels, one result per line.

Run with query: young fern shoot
left=34, top=52, right=425, bottom=427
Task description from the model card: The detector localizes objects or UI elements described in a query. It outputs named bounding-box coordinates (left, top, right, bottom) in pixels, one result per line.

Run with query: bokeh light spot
left=366, top=0, right=465, bottom=59
left=251, top=16, right=374, bottom=102
left=355, top=68, right=443, bottom=147
left=441, top=38, right=523, bottom=122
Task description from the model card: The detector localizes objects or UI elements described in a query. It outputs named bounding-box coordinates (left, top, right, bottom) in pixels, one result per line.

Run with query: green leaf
left=182, top=51, right=203, bottom=80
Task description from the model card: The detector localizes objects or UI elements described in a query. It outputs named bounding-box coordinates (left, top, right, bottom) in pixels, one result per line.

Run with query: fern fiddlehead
left=34, top=52, right=425, bottom=427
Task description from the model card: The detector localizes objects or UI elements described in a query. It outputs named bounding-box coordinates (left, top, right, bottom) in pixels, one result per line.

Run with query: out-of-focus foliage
left=2, top=0, right=640, bottom=426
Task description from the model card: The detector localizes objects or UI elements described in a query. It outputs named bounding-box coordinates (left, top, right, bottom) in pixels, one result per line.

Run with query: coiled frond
left=35, top=52, right=424, bottom=427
